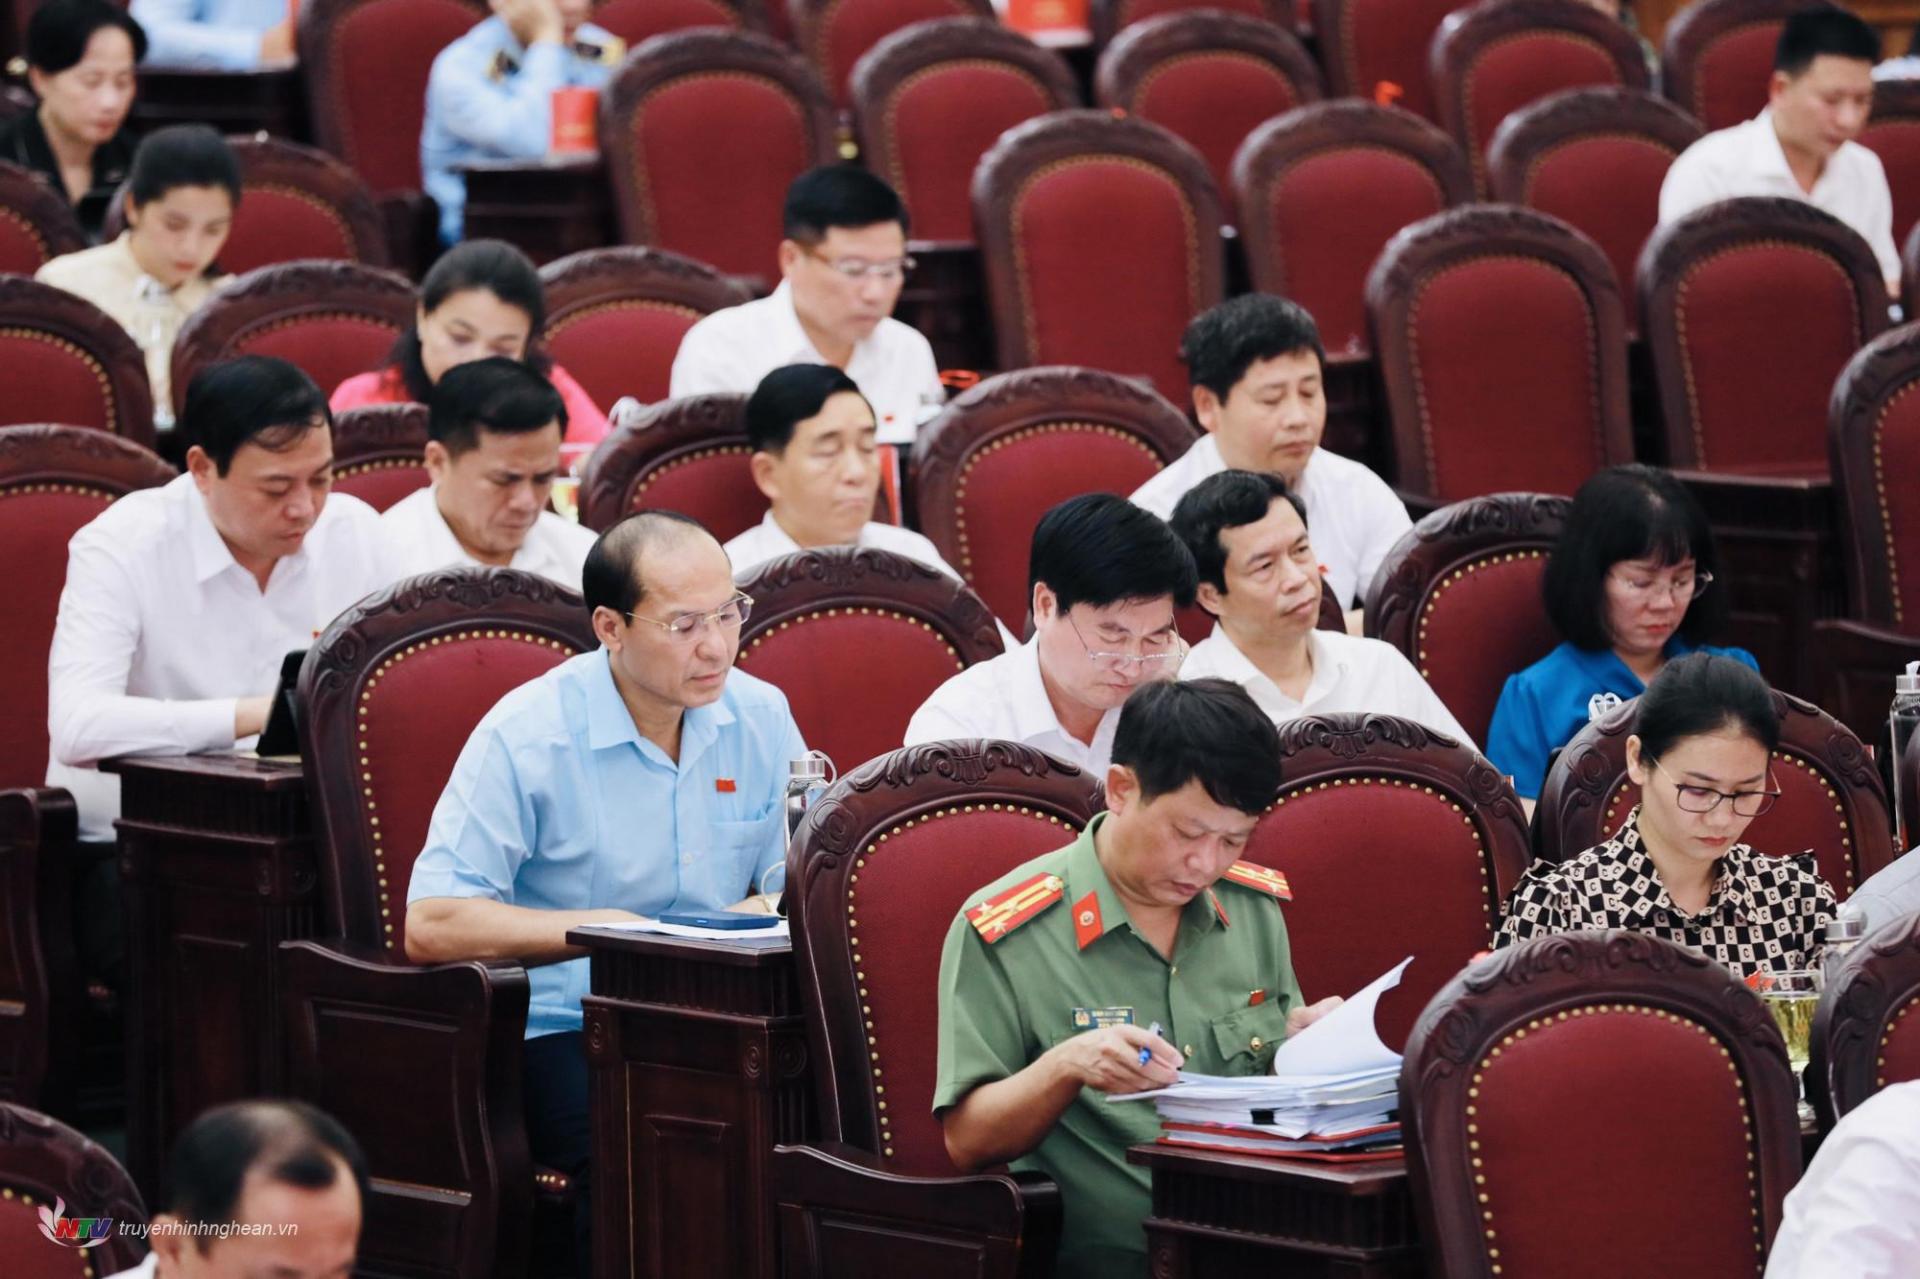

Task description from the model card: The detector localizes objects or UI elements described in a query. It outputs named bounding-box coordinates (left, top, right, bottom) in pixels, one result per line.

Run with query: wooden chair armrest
left=0, top=787, right=84, bottom=1110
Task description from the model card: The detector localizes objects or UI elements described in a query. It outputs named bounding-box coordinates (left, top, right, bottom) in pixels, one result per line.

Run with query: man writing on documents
left=935, top=679, right=1339, bottom=1276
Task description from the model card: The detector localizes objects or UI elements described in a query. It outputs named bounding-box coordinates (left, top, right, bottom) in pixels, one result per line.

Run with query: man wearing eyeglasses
left=670, top=166, right=944, bottom=448
left=405, top=510, right=806, bottom=1269
left=904, top=494, right=1196, bottom=773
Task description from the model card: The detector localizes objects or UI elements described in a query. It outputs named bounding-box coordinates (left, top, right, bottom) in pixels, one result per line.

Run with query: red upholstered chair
left=973, top=110, right=1224, bottom=404
left=592, top=0, right=755, bottom=46
left=735, top=548, right=1003, bottom=775
left=1533, top=687, right=1896, bottom=900
left=580, top=392, right=766, bottom=538
left=0, top=160, right=85, bottom=275
left=851, top=18, right=1079, bottom=246
left=0, top=277, right=155, bottom=447
left=169, top=259, right=417, bottom=420
left=1366, top=204, right=1632, bottom=503
left=1234, top=102, right=1472, bottom=369
left=283, top=568, right=597, bottom=1278
left=331, top=403, right=430, bottom=512
left=219, top=135, right=390, bottom=272
left=1429, top=0, right=1651, bottom=195
left=1311, top=0, right=1465, bottom=121
left=1830, top=322, right=1920, bottom=632
left=1093, top=11, right=1324, bottom=203
left=1090, top=0, right=1293, bottom=48
left=539, top=246, right=751, bottom=410
left=0, top=1102, right=146, bottom=1276
left=1486, top=87, right=1704, bottom=310
left=788, top=0, right=992, bottom=107
left=775, top=739, right=1101, bottom=1274
left=1401, top=932, right=1804, bottom=1278
left=1867, top=80, right=1920, bottom=257
left=1809, top=910, right=1920, bottom=1130
left=1365, top=491, right=1568, bottom=749
left=1660, top=0, right=1822, bottom=132
left=1233, top=99, right=1473, bottom=361
left=602, top=31, right=836, bottom=285
left=1640, top=197, right=1889, bottom=476
left=911, top=366, right=1199, bottom=626
left=1239, top=713, right=1529, bottom=1050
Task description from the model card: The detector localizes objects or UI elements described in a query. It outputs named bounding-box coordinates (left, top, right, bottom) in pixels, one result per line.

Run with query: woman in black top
left=0, top=0, right=145, bottom=240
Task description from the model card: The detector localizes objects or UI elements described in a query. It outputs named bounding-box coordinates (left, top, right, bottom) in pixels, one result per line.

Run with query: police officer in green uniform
left=935, top=679, right=1342, bottom=1277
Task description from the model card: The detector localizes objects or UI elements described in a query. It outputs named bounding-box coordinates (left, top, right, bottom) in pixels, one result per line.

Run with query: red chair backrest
left=1864, top=80, right=1920, bottom=257
left=0, top=160, right=85, bottom=276
left=851, top=17, right=1079, bottom=245
left=1234, top=100, right=1472, bottom=360
left=1365, top=491, right=1568, bottom=748
left=1640, top=197, right=1889, bottom=474
left=1090, top=0, right=1293, bottom=47
left=170, top=259, right=418, bottom=420
left=1402, top=932, right=1802, bottom=1278
left=602, top=30, right=836, bottom=283
left=1660, top=0, right=1822, bottom=132
left=592, top=0, right=749, bottom=46
left=1430, top=0, right=1651, bottom=194
left=0, top=1103, right=147, bottom=1277
left=0, top=426, right=175, bottom=790
left=787, top=740, right=1103, bottom=1173
left=1533, top=688, right=1896, bottom=900
left=735, top=548, right=1004, bottom=775
left=1095, top=11, right=1324, bottom=203
left=1367, top=204, right=1632, bottom=503
left=221, top=135, right=390, bottom=271
left=0, top=277, right=157, bottom=448
left=789, top=0, right=991, bottom=107
left=331, top=403, right=431, bottom=513
left=1311, top=0, right=1465, bottom=122
left=299, top=0, right=486, bottom=194
left=1810, top=910, right=1920, bottom=1127
left=974, top=110, right=1224, bottom=405
left=1831, top=323, right=1920, bottom=633
left=299, top=568, right=598, bottom=950
left=1240, top=713, right=1528, bottom=1049
left=912, top=366, right=1199, bottom=625
left=1486, top=87, right=1704, bottom=310
left=580, top=392, right=767, bottom=539
left=539, top=246, right=751, bottom=410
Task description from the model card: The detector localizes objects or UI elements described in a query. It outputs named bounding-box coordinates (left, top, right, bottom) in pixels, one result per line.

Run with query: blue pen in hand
left=1139, top=1020, right=1163, bottom=1067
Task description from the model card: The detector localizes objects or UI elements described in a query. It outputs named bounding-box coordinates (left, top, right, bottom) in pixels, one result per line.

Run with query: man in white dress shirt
left=380, top=357, right=596, bottom=590
left=1766, top=1079, right=1920, bottom=1278
left=669, top=166, right=943, bottom=447
left=1130, top=295, right=1410, bottom=616
left=48, top=357, right=394, bottom=842
left=1171, top=470, right=1471, bottom=744
left=1660, top=8, right=1898, bottom=291
left=904, top=494, right=1195, bottom=772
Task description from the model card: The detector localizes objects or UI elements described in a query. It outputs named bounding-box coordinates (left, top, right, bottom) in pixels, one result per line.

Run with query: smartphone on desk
left=656, top=910, right=782, bottom=931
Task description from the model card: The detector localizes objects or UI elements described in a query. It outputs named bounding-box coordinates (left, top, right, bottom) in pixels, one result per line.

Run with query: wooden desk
left=133, top=65, right=309, bottom=141
left=460, top=155, right=616, bottom=266
left=1130, top=1144, right=1427, bottom=1277
left=106, top=753, right=316, bottom=1199
left=568, top=925, right=815, bottom=1279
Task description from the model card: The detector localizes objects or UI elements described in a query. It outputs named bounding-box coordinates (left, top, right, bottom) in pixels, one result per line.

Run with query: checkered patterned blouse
left=1495, top=807, right=1838, bottom=976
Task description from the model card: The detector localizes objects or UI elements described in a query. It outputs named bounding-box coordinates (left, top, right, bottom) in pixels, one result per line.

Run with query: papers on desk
left=1112, top=957, right=1412, bottom=1155
left=591, top=917, right=790, bottom=942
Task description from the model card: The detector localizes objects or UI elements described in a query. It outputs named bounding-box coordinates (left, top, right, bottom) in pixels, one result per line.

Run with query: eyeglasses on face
left=1065, top=610, right=1182, bottom=671
left=1609, top=567, right=1714, bottom=603
left=624, top=593, right=753, bottom=641
left=1649, top=757, right=1780, bottom=817
left=803, top=247, right=916, bottom=282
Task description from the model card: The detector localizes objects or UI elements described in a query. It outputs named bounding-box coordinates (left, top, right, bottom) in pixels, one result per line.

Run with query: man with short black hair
left=936, top=679, right=1340, bottom=1278
left=1130, top=295, right=1410, bottom=615
left=670, top=166, right=943, bottom=445
left=904, top=493, right=1196, bottom=772
left=380, top=356, right=596, bottom=588
left=1661, top=7, right=1897, bottom=290
left=48, top=356, right=393, bottom=840
left=105, top=1100, right=368, bottom=1278
left=1171, top=469, right=1470, bottom=741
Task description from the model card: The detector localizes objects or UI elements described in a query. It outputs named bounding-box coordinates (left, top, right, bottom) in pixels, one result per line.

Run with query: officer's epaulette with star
left=965, top=872, right=1064, bottom=943
left=574, top=34, right=625, bottom=65
left=1219, top=861, right=1293, bottom=900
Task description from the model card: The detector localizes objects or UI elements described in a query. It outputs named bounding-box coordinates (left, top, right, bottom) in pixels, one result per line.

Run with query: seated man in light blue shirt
left=130, top=0, right=294, bottom=70
left=420, top=0, right=621, bottom=245
left=405, top=510, right=805, bottom=1268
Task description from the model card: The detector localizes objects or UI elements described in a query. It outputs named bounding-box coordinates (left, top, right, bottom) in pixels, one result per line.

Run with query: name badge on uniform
left=1071, top=1006, right=1135, bottom=1031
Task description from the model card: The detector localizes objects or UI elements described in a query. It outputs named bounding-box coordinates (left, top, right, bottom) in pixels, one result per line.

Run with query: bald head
left=583, top=510, right=722, bottom=618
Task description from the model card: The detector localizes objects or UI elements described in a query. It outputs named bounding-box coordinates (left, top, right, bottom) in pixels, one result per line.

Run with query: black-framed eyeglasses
left=1649, top=757, right=1780, bottom=817
left=624, top=593, right=753, bottom=641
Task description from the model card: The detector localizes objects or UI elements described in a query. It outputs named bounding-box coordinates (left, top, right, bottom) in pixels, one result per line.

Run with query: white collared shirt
left=904, top=637, right=1121, bottom=773
left=1179, top=624, right=1474, bottom=747
left=723, top=510, right=961, bottom=582
left=380, top=484, right=597, bottom=591
left=46, top=474, right=395, bottom=839
left=668, top=280, right=944, bottom=444
left=1130, top=436, right=1413, bottom=609
left=102, top=1255, right=157, bottom=1279
left=1659, top=109, right=1900, bottom=288
left=1767, top=1080, right=1920, bottom=1278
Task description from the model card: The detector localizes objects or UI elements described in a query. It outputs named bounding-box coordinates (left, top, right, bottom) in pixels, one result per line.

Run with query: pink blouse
left=329, top=363, right=610, bottom=446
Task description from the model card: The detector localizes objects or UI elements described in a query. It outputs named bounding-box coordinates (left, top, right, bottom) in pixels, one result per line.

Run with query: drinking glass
left=551, top=443, right=592, bottom=524
left=1757, top=969, right=1819, bottom=1125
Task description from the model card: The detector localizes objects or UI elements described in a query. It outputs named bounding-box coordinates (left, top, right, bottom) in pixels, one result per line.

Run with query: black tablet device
left=254, top=650, right=307, bottom=758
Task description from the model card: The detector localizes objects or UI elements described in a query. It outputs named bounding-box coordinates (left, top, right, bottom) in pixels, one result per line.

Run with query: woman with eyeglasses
left=1487, top=464, right=1757, bottom=802
left=1494, top=653, right=1834, bottom=976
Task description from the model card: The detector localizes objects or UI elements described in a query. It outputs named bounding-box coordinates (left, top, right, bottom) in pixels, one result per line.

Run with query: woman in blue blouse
left=1487, top=465, right=1758, bottom=800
